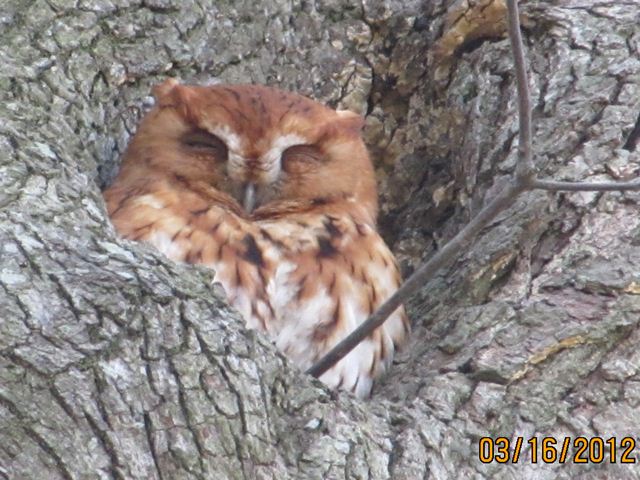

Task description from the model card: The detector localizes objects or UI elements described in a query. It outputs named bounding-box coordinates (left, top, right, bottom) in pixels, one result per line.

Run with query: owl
left=104, top=78, right=409, bottom=398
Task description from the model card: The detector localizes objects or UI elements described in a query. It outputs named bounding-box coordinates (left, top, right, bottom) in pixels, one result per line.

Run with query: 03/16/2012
left=479, top=436, right=637, bottom=464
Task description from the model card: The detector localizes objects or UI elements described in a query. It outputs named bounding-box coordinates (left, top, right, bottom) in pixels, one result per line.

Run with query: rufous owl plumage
left=104, top=78, right=409, bottom=398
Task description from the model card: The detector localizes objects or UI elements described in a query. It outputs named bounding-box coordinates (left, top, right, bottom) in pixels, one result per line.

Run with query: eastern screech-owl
left=104, top=78, right=409, bottom=398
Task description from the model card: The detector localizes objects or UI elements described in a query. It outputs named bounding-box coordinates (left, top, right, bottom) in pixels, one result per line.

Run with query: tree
left=1, top=0, right=639, bottom=478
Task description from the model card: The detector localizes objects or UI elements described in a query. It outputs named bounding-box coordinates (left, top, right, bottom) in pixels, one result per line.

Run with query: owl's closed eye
left=104, top=78, right=409, bottom=398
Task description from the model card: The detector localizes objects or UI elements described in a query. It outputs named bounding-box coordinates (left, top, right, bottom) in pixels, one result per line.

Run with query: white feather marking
left=199, top=123, right=245, bottom=181
left=332, top=295, right=377, bottom=396
left=231, top=288, right=254, bottom=326
left=274, top=286, right=334, bottom=367
left=261, top=133, right=306, bottom=182
left=207, top=124, right=242, bottom=152
left=265, top=260, right=296, bottom=313
left=255, top=299, right=273, bottom=325
left=354, top=372, right=373, bottom=399
left=133, top=194, right=165, bottom=210
left=146, top=230, right=185, bottom=260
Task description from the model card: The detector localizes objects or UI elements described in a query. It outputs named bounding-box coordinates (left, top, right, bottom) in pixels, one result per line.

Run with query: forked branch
left=307, top=0, right=640, bottom=380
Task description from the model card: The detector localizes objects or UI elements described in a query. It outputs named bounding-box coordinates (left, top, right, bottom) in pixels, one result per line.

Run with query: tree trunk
left=1, top=0, right=639, bottom=478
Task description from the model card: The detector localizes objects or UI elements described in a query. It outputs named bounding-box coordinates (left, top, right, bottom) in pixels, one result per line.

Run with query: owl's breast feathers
left=105, top=180, right=409, bottom=398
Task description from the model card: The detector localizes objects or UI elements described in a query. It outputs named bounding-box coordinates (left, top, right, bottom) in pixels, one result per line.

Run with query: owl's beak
left=243, top=183, right=256, bottom=214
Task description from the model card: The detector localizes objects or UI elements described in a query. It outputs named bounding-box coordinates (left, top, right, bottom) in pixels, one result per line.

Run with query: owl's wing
left=105, top=183, right=279, bottom=331
left=259, top=212, right=410, bottom=398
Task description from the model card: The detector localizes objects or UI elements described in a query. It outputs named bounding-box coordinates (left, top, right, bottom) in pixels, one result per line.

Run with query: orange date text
left=479, top=436, right=637, bottom=464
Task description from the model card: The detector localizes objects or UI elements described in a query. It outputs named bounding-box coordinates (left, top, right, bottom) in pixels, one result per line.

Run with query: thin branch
left=506, top=0, right=534, bottom=180
left=532, top=178, right=640, bottom=192
left=306, top=0, right=640, bottom=381
left=307, top=182, right=525, bottom=378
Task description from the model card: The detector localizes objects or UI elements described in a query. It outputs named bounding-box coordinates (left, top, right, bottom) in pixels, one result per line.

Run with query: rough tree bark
left=1, top=0, right=639, bottom=479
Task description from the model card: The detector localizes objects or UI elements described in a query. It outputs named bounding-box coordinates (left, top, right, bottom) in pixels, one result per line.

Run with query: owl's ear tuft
left=152, top=79, right=199, bottom=123
left=335, top=110, right=365, bottom=132
left=152, top=78, right=181, bottom=104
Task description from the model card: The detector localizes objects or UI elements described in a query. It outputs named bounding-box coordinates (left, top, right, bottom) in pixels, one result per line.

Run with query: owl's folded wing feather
left=258, top=212, right=410, bottom=398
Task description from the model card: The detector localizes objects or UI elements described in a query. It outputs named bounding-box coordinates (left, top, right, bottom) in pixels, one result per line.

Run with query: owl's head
left=121, top=79, right=378, bottom=221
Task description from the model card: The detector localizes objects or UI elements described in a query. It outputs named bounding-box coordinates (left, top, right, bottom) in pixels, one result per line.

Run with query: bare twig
left=506, top=0, right=534, bottom=181
left=306, top=0, right=640, bottom=381
left=306, top=182, right=525, bottom=378
left=531, top=178, right=640, bottom=192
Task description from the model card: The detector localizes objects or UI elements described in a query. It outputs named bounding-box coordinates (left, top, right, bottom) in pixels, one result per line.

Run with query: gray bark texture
left=1, top=0, right=640, bottom=478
